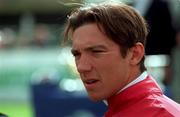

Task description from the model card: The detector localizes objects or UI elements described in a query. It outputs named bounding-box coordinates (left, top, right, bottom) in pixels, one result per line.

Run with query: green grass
left=0, top=101, right=33, bottom=117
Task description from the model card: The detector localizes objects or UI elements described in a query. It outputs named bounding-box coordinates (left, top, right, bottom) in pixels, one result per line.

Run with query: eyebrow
left=71, top=45, right=107, bottom=53
left=85, top=45, right=107, bottom=51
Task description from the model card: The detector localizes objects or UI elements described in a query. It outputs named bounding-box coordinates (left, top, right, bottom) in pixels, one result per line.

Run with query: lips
left=83, top=79, right=99, bottom=89
left=85, top=79, right=99, bottom=84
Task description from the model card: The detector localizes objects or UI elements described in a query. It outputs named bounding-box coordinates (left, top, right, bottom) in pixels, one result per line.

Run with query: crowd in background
left=0, top=0, right=180, bottom=117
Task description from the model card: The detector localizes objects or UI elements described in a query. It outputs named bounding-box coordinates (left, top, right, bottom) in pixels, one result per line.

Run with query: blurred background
left=0, top=0, right=180, bottom=117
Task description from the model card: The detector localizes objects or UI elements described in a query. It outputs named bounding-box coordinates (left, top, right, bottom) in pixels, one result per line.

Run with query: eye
left=90, top=49, right=106, bottom=58
left=92, top=49, right=105, bottom=53
left=89, top=45, right=107, bottom=54
left=71, top=50, right=81, bottom=58
left=72, top=51, right=80, bottom=57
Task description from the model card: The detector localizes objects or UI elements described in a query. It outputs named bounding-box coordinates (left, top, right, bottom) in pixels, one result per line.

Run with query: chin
left=88, top=95, right=105, bottom=102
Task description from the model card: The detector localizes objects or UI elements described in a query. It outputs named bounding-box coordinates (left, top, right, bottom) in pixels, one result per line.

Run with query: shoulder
left=113, top=95, right=180, bottom=117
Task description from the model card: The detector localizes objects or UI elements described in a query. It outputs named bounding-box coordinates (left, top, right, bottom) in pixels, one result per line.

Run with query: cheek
left=97, top=57, right=127, bottom=76
left=99, top=60, right=129, bottom=89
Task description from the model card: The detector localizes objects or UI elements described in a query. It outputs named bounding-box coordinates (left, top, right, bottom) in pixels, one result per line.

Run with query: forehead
left=71, top=23, right=118, bottom=49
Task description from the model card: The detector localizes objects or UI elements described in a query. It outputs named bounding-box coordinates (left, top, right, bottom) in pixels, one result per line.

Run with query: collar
left=117, top=71, right=148, bottom=93
left=104, top=76, right=163, bottom=116
left=103, top=71, right=148, bottom=106
left=106, top=75, right=162, bottom=110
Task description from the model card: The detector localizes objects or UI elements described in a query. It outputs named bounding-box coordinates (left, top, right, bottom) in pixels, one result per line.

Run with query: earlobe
left=130, top=42, right=145, bottom=65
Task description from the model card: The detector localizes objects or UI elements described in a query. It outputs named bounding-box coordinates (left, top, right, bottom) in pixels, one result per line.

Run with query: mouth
left=83, top=79, right=99, bottom=89
left=85, top=79, right=99, bottom=84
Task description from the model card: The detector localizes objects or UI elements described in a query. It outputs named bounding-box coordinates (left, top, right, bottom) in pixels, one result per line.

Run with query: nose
left=76, top=55, right=92, bottom=73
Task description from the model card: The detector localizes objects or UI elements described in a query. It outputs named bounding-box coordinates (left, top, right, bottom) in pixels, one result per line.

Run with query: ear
left=129, top=42, right=145, bottom=65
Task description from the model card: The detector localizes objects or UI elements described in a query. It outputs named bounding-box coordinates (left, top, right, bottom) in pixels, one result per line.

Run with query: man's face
left=71, top=23, right=132, bottom=101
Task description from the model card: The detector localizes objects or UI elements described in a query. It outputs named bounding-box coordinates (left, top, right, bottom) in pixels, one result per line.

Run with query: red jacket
left=104, top=76, right=180, bottom=117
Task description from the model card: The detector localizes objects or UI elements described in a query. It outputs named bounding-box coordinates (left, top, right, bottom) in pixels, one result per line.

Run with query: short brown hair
left=64, top=2, right=148, bottom=72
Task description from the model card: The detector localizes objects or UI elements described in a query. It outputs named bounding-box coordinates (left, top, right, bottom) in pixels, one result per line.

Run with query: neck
left=103, top=70, right=147, bottom=106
